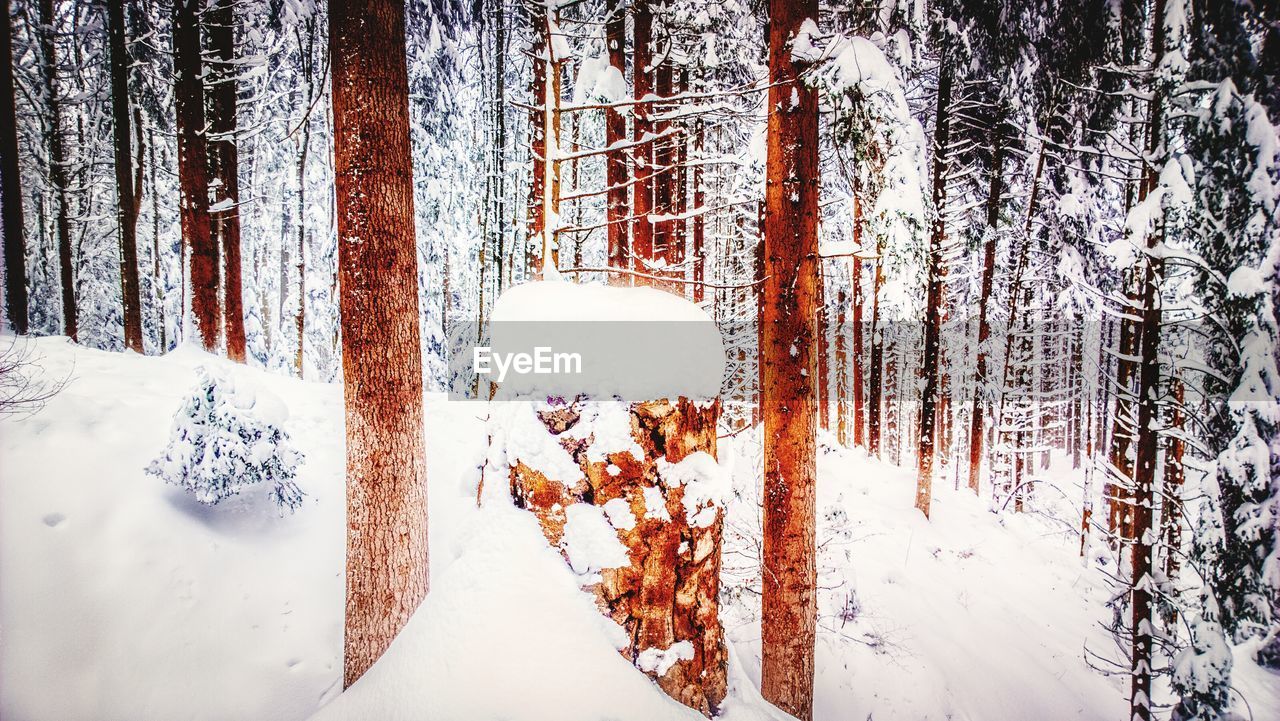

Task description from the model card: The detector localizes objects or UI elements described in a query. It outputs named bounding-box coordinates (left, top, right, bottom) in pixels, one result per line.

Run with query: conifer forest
left=1, top=1, right=1278, bottom=720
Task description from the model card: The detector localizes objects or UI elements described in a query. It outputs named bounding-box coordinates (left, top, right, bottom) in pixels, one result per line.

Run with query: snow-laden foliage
left=147, top=365, right=304, bottom=512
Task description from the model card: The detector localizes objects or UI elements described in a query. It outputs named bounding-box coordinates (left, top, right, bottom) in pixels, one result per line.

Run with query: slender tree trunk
left=1160, top=373, right=1185, bottom=616
left=604, top=0, right=628, bottom=272
left=630, top=0, right=653, bottom=276
left=0, top=0, right=27, bottom=334
left=1129, top=4, right=1166, bottom=713
left=967, top=132, right=1002, bottom=493
left=38, top=0, right=75, bottom=341
left=916, top=59, right=953, bottom=518
left=173, top=0, right=218, bottom=351
left=836, top=281, right=849, bottom=446
left=850, top=181, right=865, bottom=448
left=527, top=4, right=546, bottom=278
left=868, top=252, right=884, bottom=457
left=818, top=263, right=829, bottom=431
left=760, top=1, right=818, bottom=717
left=330, top=0, right=429, bottom=688
left=107, top=0, right=142, bottom=352
left=692, top=117, right=706, bottom=302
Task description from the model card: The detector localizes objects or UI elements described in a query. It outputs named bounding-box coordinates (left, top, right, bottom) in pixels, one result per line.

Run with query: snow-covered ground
left=1, top=337, right=1275, bottom=720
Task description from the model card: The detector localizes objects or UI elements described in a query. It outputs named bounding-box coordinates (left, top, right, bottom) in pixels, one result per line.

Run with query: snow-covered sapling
left=147, top=366, right=305, bottom=513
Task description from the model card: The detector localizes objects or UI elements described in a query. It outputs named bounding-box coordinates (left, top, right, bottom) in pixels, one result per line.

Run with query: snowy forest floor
left=1, top=337, right=1276, bottom=721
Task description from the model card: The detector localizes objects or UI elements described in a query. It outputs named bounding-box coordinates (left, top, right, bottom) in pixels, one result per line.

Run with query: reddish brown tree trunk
left=173, top=0, right=218, bottom=351
left=818, top=263, right=830, bottom=431
left=851, top=186, right=865, bottom=448
left=692, top=118, right=705, bottom=302
left=604, top=0, right=628, bottom=272
left=916, top=60, right=953, bottom=518
left=630, top=0, right=653, bottom=275
left=761, top=1, right=818, bottom=717
left=967, top=133, right=1003, bottom=493
left=107, top=0, right=143, bottom=352
left=1, top=0, right=29, bottom=334
left=527, top=6, right=547, bottom=278
left=330, top=0, right=429, bottom=688
left=208, top=0, right=246, bottom=362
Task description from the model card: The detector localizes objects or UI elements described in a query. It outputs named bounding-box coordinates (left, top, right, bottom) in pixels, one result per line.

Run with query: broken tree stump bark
left=506, top=396, right=728, bottom=716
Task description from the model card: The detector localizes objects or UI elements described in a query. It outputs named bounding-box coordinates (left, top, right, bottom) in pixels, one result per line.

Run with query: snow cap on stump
left=486, top=281, right=725, bottom=401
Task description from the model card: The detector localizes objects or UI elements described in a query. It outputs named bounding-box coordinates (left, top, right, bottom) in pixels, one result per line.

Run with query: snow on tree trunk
left=106, top=0, right=143, bottom=354
left=329, top=0, right=429, bottom=689
left=487, top=280, right=728, bottom=716
left=208, top=0, right=247, bottom=363
left=506, top=398, right=728, bottom=716
left=39, top=0, right=76, bottom=341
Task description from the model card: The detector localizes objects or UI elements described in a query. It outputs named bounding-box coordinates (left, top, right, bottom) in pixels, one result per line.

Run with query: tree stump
left=506, top=396, right=728, bottom=716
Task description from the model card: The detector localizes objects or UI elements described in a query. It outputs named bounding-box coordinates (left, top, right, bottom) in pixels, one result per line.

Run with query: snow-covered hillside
left=1, top=338, right=1275, bottom=721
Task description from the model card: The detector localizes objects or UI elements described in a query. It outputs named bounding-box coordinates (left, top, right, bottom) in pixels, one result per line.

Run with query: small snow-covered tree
left=147, top=365, right=304, bottom=512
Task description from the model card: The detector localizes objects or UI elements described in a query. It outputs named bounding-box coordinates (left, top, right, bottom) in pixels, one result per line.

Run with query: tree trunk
left=207, top=0, right=245, bottom=361
left=527, top=5, right=546, bottom=278
left=0, top=0, right=28, bottom=335
left=850, top=182, right=865, bottom=447
left=818, top=263, right=829, bottom=431
left=173, top=0, right=218, bottom=351
left=966, top=132, right=1002, bottom=493
left=836, top=281, right=849, bottom=446
left=630, top=0, right=653, bottom=276
left=330, top=0, right=429, bottom=688
left=38, top=0, right=75, bottom=341
left=509, top=399, right=728, bottom=716
left=604, top=0, right=628, bottom=272
left=916, top=59, right=953, bottom=519
left=761, top=1, right=819, bottom=717
left=107, top=0, right=142, bottom=352
left=868, top=251, right=884, bottom=457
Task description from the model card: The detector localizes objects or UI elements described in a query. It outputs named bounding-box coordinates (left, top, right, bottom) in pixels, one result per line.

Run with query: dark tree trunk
left=173, top=0, right=218, bottom=351
left=330, top=0, right=429, bottom=688
left=208, top=0, right=245, bottom=362
left=868, top=252, right=884, bottom=457
left=527, top=3, right=546, bottom=278
left=916, top=59, right=953, bottom=518
left=0, top=0, right=27, bottom=334
left=38, top=0, right=75, bottom=340
left=107, top=0, right=142, bottom=352
left=760, top=1, right=819, bottom=717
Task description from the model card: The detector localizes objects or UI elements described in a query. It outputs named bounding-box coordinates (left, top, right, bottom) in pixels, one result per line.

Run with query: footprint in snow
left=42, top=512, right=66, bottom=528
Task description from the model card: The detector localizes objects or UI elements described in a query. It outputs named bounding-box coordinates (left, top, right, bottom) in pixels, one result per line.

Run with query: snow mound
left=486, top=281, right=725, bottom=400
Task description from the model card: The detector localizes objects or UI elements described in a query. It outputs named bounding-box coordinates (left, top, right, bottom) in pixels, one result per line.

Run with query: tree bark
left=0, top=0, right=27, bottom=335
left=761, top=1, right=819, bottom=717
left=173, top=0, right=218, bottom=351
left=208, top=0, right=246, bottom=362
left=510, top=399, right=728, bottom=716
left=604, top=0, right=628, bottom=272
left=330, top=0, right=429, bottom=688
left=107, top=0, right=142, bottom=352
left=38, top=0, right=74, bottom=341
left=916, top=59, right=953, bottom=518
left=868, top=251, right=884, bottom=457
left=967, top=131, right=1002, bottom=493
left=630, top=0, right=653, bottom=277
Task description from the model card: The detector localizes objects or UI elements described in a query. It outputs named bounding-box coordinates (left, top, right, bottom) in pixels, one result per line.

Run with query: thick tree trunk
left=966, top=133, right=1002, bottom=493
left=604, top=0, right=628, bottom=272
left=208, top=0, right=245, bottom=362
left=916, top=59, right=953, bottom=518
left=38, top=0, right=75, bottom=341
left=107, top=0, right=142, bottom=352
left=0, top=0, right=28, bottom=335
left=761, top=1, right=819, bottom=717
left=330, top=0, right=429, bottom=688
left=173, top=0, right=218, bottom=351
left=510, top=399, right=728, bottom=716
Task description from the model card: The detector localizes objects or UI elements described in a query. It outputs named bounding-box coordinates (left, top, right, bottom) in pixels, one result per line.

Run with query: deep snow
left=1, top=337, right=1275, bottom=720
